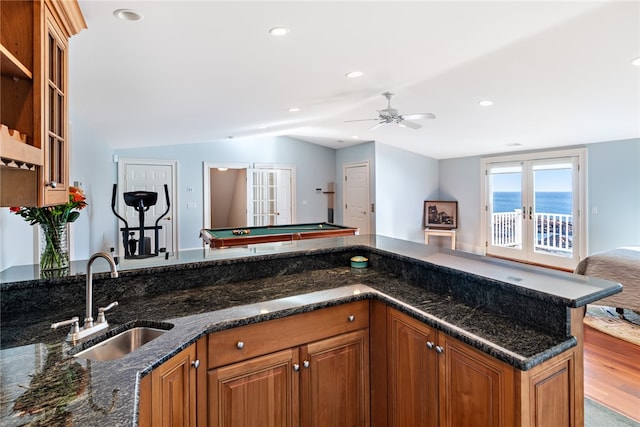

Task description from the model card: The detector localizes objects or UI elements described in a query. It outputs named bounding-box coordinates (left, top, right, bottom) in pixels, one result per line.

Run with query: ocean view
left=493, top=192, right=572, bottom=214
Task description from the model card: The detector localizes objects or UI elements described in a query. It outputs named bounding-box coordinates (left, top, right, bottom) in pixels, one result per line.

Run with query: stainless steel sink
left=73, top=323, right=172, bottom=361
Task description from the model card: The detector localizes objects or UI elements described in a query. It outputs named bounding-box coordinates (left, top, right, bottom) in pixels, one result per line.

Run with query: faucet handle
left=51, top=316, right=80, bottom=341
left=96, top=301, right=118, bottom=324
left=51, top=316, right=80, bottom=330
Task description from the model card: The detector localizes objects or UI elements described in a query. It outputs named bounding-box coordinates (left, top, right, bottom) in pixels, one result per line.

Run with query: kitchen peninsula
left=0, top=235, right=621, bottom=426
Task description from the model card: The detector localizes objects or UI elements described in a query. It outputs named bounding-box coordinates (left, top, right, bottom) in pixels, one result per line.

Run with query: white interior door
left=343, top=162, right=370, bottom=234
left=248, top=167, right=294, bottom=226
left=117, top=159, right=177, bottom=257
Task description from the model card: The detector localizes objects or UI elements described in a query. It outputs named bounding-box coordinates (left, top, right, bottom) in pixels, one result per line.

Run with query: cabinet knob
left=426, top=341, right=434, bottom=349
left=303, top=360, right=310, bottom=368
left=347, top=315, right=355, bottom=322
left=293, top=364, right=300, bottom=372
left=435, top=346, right=444, bottom=354
left=191, top=359, right=200, bottom=369
left=236, top=341, right=245, bottom=350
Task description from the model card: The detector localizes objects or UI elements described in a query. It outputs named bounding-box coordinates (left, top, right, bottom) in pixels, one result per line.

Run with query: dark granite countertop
left=0, top=235, right=622, bottom=426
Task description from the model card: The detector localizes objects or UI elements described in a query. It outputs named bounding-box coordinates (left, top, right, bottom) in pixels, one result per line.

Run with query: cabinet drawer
left=208, top=300, right=369, bottom=368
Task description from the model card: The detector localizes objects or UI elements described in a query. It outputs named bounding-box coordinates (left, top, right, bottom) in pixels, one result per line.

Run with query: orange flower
left=8, top=187, right=88, bottom=225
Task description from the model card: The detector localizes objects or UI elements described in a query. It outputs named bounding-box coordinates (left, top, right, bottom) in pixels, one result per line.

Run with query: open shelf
left=0, top=44, right=33, bottom=80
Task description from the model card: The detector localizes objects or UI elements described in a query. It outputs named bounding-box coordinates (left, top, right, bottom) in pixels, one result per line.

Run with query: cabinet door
left=522, top=352, right=575, bottom=427
left=387, top=309, right=438, bottom=427
left=208, top=348, right=299, bottom=427
left=300, top=329, right=370, bottom=427
left=151, top=344, right=198, bottom=427
left=438, top=334, right=515, bottom=427
left=41, top=7, right=69, bottom=205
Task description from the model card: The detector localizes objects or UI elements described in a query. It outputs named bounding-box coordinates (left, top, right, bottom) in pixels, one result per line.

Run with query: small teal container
left=350, top=256, right=368, bottom=269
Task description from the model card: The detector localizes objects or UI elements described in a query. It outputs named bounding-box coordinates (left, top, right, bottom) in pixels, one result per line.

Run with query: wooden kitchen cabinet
left=387, top=307, right=580, bottom=427
left=139, top=339, right=206, bottom=427
left=301, top=329, right=369, bottom=427
left=388, top=308, right=515, bottom=427
left=207, top=301, right=370, bottom=427
left=208, top=348, right=298, bottom=427
left=0, top=0, right=85, bottom=207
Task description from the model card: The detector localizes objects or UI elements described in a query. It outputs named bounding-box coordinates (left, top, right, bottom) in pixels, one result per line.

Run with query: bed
left=574, top=246, right=640, bottom=312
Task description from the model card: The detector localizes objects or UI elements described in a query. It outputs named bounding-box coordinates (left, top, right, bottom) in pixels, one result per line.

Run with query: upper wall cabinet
left=0, top=0, right=86, bottom=207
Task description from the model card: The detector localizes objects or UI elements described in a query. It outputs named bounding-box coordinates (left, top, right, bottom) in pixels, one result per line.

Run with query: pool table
left=200, top=223, right=359, bottom=248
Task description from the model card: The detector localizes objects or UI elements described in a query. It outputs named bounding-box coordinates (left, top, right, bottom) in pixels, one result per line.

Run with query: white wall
left=374, top=143, right=439, bottom=243
left=439, top=155, right=482, bottom=253
left=0, top=132, right=336, bottom=269
left=586, top=138, right=640, bottom=253
left=113, top=136, right=337, bottom=251
left=3, top=135, right=637, bottom=271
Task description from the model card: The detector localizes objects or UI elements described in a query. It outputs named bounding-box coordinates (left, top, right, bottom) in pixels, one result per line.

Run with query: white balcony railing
left=492, top=210, right=573, bottom=254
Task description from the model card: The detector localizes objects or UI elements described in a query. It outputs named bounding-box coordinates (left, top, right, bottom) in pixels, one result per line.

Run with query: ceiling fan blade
left=345, top=118, right=380, bottom=123
left=402, top=113, right=436, bottom=120
left=399, top=120, right=422, bottom=129
left=369, top=122, right=385, bottom=131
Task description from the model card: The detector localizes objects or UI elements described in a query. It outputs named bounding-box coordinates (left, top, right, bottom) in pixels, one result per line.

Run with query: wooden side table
left=424, top=228, right=456, bottom=250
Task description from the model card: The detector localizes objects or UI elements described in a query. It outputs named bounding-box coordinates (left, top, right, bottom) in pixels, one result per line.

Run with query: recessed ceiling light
left=478, top=100, right=493, bottom=107
left=269, top=27, right=290, bottom=36
left=113, top=9, right=144, bottom=22
left=351, top=135, right=359, bottom=139
left=632, top=56, right=640, bottom=66
left=288, top=107, right=300, bottom=112
left=506, top=142, right=522, bottom=147
left=217, top=168, right=228, bottom=172
left=345, top=71, right=364, bottom=78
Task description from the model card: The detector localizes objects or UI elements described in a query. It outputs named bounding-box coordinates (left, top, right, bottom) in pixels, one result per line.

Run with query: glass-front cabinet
left=0, top=0, right=86, bottom=207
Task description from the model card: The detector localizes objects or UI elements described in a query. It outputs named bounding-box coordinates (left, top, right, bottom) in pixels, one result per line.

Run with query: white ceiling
left=69, top=1, right=640, bottom=160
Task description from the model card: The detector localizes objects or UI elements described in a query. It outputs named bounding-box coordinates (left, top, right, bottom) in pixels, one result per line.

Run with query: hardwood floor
left=583, top=324, right=640, bottom=422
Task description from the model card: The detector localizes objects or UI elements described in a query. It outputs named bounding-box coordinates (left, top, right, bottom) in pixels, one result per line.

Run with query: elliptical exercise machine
left=111, top=184, right=170, bottom=259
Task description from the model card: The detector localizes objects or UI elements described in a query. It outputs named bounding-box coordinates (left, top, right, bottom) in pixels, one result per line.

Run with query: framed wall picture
left=424, top=201, right=458, bottom=229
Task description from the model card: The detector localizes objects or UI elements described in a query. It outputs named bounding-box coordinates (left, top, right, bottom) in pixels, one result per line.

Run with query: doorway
left=203, top=162, right=296, bottom=229
left=116, top=158, right=178, bottom=257
left=343, top=161, right=371, bottom=235
left=481, top=149, right=586, bottom=270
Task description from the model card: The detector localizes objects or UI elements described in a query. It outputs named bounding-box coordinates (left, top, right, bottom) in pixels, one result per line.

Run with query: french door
left=481, top=149, right=585, bottom=270
left=247, top=166, right=294, bottom=226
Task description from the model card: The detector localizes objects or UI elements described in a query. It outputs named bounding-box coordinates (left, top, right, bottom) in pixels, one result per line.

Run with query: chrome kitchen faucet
left=51, top=252, right=119, bottom=342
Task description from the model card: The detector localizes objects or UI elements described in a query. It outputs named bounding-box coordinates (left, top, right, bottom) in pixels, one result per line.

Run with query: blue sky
left=492, top=169, right=572, bottom=192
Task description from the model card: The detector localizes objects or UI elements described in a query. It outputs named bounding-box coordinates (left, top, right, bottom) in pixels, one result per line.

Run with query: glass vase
left=39, top=223, right=70, bottom=271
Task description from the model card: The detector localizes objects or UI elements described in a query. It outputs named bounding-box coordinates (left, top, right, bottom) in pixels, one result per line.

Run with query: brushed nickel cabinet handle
left=191, top=359, right=200, bottom=369
left=293, top=364, right=300, bottom=372
left=347, top=315, right=355, bottom=322
left=236, top=341, right=245, bottom=350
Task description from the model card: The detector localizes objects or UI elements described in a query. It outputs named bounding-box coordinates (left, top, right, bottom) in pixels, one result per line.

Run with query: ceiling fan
left=345, top=92, right=435, bottom=131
